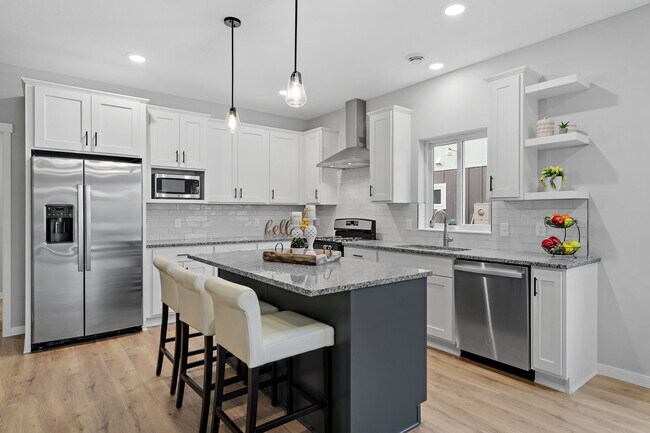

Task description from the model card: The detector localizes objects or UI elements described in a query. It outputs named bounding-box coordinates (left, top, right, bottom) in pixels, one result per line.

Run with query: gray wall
left=0, top=62, right=308, bottom=331
left=309, top=6, right=650, bottom=379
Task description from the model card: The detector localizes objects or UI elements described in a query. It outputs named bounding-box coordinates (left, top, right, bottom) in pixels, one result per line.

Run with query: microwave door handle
left=77, top=185, right=84, bottom=272
left=85, top=185, right=92, bottom=271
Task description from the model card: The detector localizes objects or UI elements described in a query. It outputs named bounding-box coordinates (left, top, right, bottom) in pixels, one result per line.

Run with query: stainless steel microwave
left=152, top=173, right=201, bottom=199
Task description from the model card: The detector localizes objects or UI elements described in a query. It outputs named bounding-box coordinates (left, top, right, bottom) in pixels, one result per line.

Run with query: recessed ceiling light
left=444, top=4, right=466, bottom=16
left=279, top=89, right=288, bottom=96
left=429, top=62, right=445, bottom=70
left=128, top=54, right=146, bottom=63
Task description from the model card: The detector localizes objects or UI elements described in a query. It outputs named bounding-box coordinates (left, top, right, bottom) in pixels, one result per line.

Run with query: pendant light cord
left=293, top=0, right=298, bottom=72
left=231, top=22, right=235, bottom=107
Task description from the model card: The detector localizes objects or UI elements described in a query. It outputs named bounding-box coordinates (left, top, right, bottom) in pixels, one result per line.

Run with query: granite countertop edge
left=343, top=241, right=601, bottom=270
left=146, top=237, right=291, bottom=249
left=188, top=254, right=433, bottom=297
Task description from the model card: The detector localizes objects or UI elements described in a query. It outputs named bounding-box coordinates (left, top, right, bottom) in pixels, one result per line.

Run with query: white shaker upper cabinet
left=236, top=126, right=270, bottom=204
left=269, top=130, right=301, bottom=204
left=34, top=86, right=91, bottom=152
left=485, top=67, right=541, bottom=200
left=206, top=120, right=237, bottom=203
left=91, top=95, right=142, bottom=156
left=368, top=106, right=413, bottom=203
left=148, top=108, right=180, bottom=167
left=301, top=128, right=338, bottom=205
left=180, top=114, right=208, bottom=169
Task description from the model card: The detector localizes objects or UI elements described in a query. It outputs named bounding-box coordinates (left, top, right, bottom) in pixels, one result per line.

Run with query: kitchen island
left=189, top=250, right=432, bottom=433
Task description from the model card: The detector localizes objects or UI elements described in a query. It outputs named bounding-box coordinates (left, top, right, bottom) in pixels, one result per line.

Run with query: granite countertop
left=188, top=250, right=433, bottom=297
left=343, top=240, right=601, bottom=270
left=146, top=236, right=291, bottom=249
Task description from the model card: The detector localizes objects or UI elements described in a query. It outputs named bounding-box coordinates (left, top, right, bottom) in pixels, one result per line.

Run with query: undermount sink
left=396, top=244, right=471, bottom=252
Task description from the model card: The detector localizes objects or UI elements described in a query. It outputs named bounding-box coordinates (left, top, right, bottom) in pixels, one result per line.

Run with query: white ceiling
left=1, top=0, right=648, bottom=120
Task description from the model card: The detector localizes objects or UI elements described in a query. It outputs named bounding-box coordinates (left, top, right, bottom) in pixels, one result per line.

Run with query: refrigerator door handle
left=77, top=184, right=85, bottom=272
left=85, top=185, right=92, bottom=271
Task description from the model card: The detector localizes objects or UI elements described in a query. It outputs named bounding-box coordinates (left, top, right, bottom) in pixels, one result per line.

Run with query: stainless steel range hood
left=317, top=99, right=369, bottom=169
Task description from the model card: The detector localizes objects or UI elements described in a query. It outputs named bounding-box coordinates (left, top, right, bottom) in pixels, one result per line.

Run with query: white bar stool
left=153, top=257, right=184, bottom=395
left=205, top=276, right=334, bottom=433
left=171, top=268, right=280, bottom=433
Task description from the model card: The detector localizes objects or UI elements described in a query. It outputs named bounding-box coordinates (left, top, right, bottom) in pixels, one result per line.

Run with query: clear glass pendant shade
left=225, top=106, right=241, bottom=133
left=285, top=71, right=307, bottom=107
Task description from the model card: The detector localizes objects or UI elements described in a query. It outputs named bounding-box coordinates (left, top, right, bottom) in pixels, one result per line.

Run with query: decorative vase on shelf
left=304, top=224, right=318, bottom=256
left=544, top=177, right=563, bottom=192
left=536, top=118, right=555, bottom=138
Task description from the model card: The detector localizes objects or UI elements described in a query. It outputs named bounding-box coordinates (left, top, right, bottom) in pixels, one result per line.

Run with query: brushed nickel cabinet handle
left=93, top=132, right=98, bottom=146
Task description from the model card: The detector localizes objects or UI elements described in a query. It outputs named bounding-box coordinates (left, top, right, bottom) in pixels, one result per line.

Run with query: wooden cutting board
left=262, top=249, right=342, bottom=266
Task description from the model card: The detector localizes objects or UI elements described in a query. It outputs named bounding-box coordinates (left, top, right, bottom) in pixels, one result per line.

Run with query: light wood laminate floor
left=0, top=319, right=649, bottom=432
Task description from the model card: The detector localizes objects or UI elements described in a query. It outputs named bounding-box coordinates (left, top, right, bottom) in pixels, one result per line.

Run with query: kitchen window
left=423, top=130, right=491, bottom=233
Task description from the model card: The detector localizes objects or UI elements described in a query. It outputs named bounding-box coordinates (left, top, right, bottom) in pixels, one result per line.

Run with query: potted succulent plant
left=559, top=121, right=569, bottom=134
left=540, top=166, right=566, bottom=191
left=291, top=237, right=307, bottom=254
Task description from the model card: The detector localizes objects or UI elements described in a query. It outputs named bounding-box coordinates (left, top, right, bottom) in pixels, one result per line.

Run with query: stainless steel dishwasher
left=454, top=260, right=530, bottom=371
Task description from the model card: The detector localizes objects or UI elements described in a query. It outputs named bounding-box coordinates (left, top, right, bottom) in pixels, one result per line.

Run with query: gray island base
left=189, top=250, right=432, bottom=433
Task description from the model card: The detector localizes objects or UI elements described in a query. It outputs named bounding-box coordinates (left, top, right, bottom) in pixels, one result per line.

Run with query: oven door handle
left=454, top=264, right=524, bottom=279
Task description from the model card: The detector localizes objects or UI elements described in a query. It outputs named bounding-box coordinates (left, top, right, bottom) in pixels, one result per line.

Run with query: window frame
left=422, top=128, right=491, bottom=234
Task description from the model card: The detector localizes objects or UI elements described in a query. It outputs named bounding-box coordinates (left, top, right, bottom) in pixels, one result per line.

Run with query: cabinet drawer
left=376, top=250, right=454, bottom=278
left=345, top=247, right=378, bottom=262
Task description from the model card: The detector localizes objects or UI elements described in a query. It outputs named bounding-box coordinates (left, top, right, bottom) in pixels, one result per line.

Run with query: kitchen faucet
left=429, top=209, right=454, bottom=247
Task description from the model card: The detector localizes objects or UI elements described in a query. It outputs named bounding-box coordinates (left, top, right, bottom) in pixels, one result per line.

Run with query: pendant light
left=285, top=0, right=307, bottom=107
left=224, top=17, right=241, bottom=133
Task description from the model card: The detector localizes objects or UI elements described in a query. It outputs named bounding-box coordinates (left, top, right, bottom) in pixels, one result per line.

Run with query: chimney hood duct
left=317, top=99, right=369, bottom=169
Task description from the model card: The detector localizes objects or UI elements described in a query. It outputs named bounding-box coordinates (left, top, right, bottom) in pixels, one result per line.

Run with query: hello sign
left=264, top=219, right=292, bottom=236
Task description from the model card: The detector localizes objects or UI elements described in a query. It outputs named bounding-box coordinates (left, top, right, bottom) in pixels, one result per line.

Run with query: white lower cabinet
left=531, top=268, right=564, bottom=377
left=344, top=247, right=377, bottom=262
left=149, top=245, right=214, bottom=317
left=376, top=251, right=455, bottom=344
left=531, top=265, right=598, bottom=394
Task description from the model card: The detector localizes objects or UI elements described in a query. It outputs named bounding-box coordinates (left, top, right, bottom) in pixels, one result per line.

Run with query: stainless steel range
left=314, top=218, right=376, bottom=256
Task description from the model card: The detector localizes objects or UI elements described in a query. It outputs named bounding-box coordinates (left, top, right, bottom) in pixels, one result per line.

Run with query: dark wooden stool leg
left=170, top=313, right=181, bottom=395
left=271, top=361, right=278, bottom=407
left=323, top=347, right=333, bottom=433
left=245, top=367, right=260, bottom=433
left=176, top=322, right=189, bottom=408
left=286, top=357, right=294, bottom=413
left=156, top=303, right=169, bottom=376
left=199, top=335, right=214, bottom=433
left=211, top=346, right=227, bottom=433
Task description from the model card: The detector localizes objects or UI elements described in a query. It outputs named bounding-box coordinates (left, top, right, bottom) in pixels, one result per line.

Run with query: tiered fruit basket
left=540, top=214, right=582, bottom=257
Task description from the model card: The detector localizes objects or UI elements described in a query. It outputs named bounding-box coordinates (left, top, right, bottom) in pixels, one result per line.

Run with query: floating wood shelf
left=525, top=74, right=591, bottom=100
left=524, top=191, right=590, bottom=200
left=525, top=132, right=590, bottom=150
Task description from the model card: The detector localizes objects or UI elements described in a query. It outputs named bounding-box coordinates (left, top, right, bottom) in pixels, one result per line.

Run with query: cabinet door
left=236, top=126, right=270, bottom=203
left=269, top=131, right=301, bottom=204
left=303, top=131, right=321, bottom=203
left=149, top=109, right=180, bottom=167
left=180, top=114, right=208, bottom=169
left=532, top=268, right=564, bottom=376
left=91, top=95, right=141, bottom=156
left=427, top=276, right=454, bottom=341
left=206, top=121, right=236, bottom=203
left=34, top=86, right=91, bottom=151
left=369, top=110, right=392, bottom=201
left=487, top=74, right=521, bottom=199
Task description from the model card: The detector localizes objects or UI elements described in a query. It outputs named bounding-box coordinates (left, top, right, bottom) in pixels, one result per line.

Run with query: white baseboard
left=10, top=325, right=25, bottom=336
left=598, top=363, right=650, bottom=389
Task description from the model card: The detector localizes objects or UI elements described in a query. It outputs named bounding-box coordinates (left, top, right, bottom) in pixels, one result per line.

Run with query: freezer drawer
left=454, top=260, right=530, bottom=370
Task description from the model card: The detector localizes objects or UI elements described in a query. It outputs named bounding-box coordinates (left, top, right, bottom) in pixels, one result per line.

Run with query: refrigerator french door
left=32, top=155, right=143, bottom=346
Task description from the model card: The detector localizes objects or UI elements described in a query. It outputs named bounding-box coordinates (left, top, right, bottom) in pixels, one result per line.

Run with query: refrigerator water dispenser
left=45, top=204, right=74, bottom=243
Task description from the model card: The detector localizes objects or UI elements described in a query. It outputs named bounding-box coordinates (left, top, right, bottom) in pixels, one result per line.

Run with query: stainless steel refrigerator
left=32, top=154, right=143, bottom=347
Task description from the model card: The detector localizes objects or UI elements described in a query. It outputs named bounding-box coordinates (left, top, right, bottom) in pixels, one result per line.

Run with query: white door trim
left=1, top=123, right=13, bottom=337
